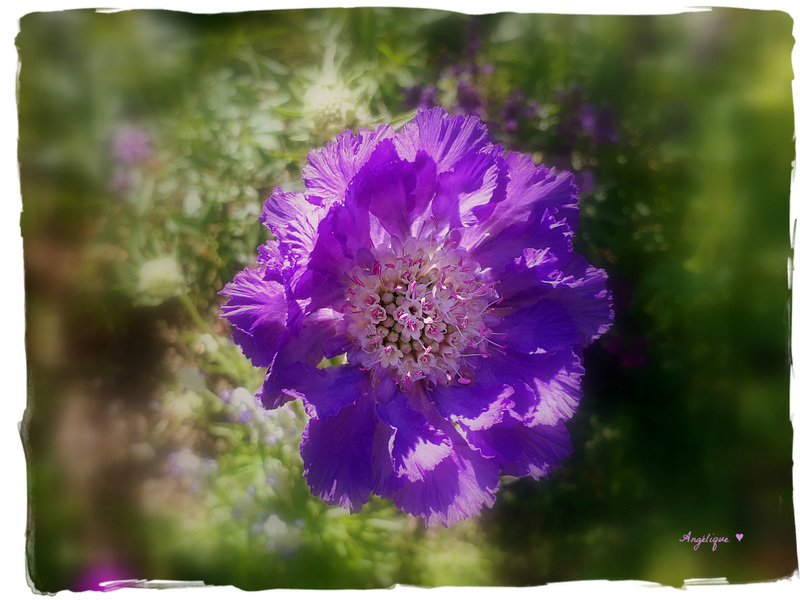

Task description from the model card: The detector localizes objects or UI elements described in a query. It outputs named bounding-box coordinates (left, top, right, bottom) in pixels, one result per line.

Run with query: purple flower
left=498, top=91, right=539, bottom=135
left=111, top=126, right=154, bottom=165
left=403, top=85, right=439, bottom=112
left=579, top=104, right=619, bottom=144
left=220, top=108, right=613, bottom=526
left=574, top=169, right=597, bottom=194
left=455, top=80, right=487, bottom=119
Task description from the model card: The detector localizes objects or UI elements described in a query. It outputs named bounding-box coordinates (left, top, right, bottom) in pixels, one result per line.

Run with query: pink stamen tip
left=352, top=275, right=365, bottom=287
left=458, top=377, right=471, bottom=385
left=430, top=215, right=439, bottom=228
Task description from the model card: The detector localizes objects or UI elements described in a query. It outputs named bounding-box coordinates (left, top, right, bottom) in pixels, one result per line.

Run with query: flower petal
left=375, top=391, right=453, bottom=484
left=512, top=349, right=585, bottom=427
left=372, top=386, right=499, bottom=526
left=467, top=416, right=573, bottom=479
left=498, top=299, right=582, bottom=354
left=429, top=376, right=514, bottom=432
left=465, top=347, right=585, bottom=427
left=219, top=267, right=286, bottom=368
left=261, top=187, right=351, bottom=319
left=554, top=266, right=614, bottom=346
left=260, top=187, right=323, bottom=261
left=303, top=124, right=396, bottom=206
left=466, top=154, right=578, bottom=268
left=284, top=364, right=368, bottom=422
left=256, top=309, right=339, bottom=409
left=385, top=434, right=499, bottom=527
left=395, top=108, right=490, bottom=174
left=300, top=388, right=377, bottom=513
left=352, top=138, right=418, bottom=239
left=432, top=146, right=507, bottom=231
left=496, top=249, right=614, bottom=348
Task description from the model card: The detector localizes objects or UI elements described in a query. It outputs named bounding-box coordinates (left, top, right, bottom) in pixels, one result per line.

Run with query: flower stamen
left=340, top=238, right=497, bottom=390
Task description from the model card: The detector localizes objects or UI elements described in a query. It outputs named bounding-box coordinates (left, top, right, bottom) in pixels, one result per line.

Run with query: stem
left=179, top=293, right=215, bottom=336
left=178, top=292, right=246, bottom=370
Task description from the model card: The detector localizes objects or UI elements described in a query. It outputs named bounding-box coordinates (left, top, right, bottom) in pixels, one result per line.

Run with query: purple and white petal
left=300, top=389, right=377, bottom=513
left=375, top=390, right=453, bottom=483
left=467, top=416, right=573, bottom=479
left=395, top=108, right=490, bottom=174
left=256, top=309, right=339, bottom=409
left=385, top=432, right=499, bottom=527
left=303, top=124, right=396, bottom=206
left=219, top=267, right=286, bottom=368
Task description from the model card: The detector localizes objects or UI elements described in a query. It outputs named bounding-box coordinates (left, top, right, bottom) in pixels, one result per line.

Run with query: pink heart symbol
left=736, top=534, right=743, bottom=542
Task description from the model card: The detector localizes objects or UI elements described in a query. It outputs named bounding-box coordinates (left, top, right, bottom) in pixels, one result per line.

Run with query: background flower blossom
left=221, top=108, right=613, bottom=526
left=111, top=126, right=154, bottom=166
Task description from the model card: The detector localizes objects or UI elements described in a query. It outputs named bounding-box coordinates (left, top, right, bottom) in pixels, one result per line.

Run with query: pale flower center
left=341, top=237, right=497, bottom=389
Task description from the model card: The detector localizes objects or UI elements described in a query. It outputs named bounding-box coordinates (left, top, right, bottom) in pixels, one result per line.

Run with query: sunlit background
left=18, top=7, right=796, bottom=592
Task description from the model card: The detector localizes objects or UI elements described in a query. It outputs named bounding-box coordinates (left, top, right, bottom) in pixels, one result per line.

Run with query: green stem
left=179, top=293, right=215, bottom=336
left=178, top=292, right=246, bottom=371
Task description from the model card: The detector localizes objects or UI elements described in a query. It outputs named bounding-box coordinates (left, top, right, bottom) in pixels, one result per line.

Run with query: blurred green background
left=18, top=7, right=796, bottom=592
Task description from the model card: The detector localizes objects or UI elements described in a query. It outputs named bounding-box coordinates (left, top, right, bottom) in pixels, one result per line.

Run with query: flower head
left=301, top=45, right=369, bottom=139
left=220, top=108, right=613, bottom=526
left=302, top=82, right=359, bottom=137
left=138, top=257, right=185, bottom=305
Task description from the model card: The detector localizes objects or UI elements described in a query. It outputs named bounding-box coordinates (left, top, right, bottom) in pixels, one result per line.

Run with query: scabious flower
left=220, top=108, right=613, bottom=526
